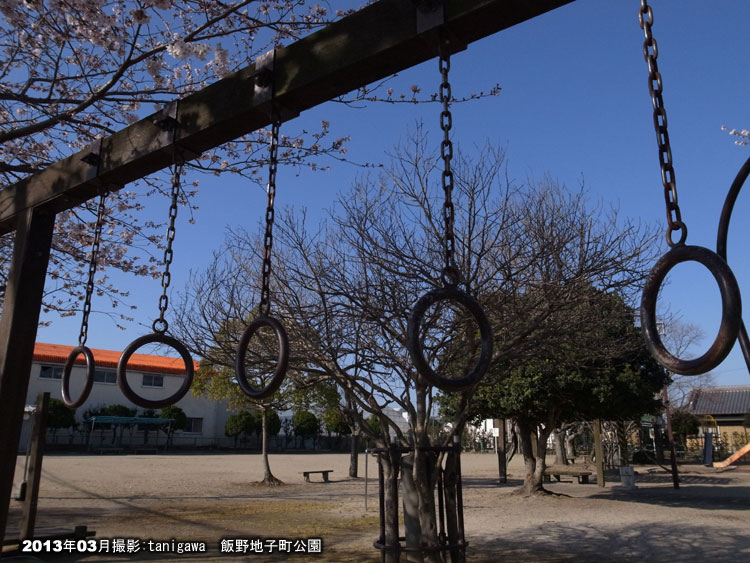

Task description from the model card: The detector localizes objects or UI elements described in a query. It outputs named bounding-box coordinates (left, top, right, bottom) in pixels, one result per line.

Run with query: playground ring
left=640, top=244, right=741, bottom=375
left=406, top=285, right=493, bottom=392
left=61, top=345, right=95, bottom=408
left=717, top=155, right=750, bottom=370
left=235, top=315, right=289, bottom=399
left=117, top=333, right=194, bottom=409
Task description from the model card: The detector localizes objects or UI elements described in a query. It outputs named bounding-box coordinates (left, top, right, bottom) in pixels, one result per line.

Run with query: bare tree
left=170, top=244, right=301, bottom=485
left=175, top=126, right=664, bottom=556
left=173, top=130, right=514, bottom=560
left=660, top=319, right=716, bottom=406
left=438, top=173, right=664, bottom=494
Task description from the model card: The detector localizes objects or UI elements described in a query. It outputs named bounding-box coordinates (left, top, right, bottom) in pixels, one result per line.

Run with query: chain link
left=153, top=159, right=183, bottom=333
left=259, top=110, right=280, bottom=316
left=79, top=193, right=107, bottom=346
left=639, top=0, right=686, bottom=247
left=439, top=45, right=459, bottom=286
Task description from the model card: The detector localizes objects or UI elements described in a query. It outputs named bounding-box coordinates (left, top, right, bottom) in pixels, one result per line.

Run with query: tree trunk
left=564, top=427, right=578, bottom=460
left=615, top=421, right=630, bottom=465
left=505, top=424, right=518, bottom=466
left=518, top=420, right=539, bottom=494
left=260, top=408, right=282, bottom=486
left=400, top=452, right=422, bottom=562
left=349, top=433, right=359, bottom=478
left=380, top=449, right=400, bottom=563
left=414, top=447, right=440, bottom=563
left=553, top=429, right=568, bottom=465
left=517, top=419, right=552, bottom=495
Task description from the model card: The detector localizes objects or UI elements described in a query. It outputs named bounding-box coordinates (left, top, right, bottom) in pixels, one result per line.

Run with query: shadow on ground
left=467, top=521, right=750, bottom=562
left=461, top=477, right=524, bottom=489
left=592, top=485, right=750, bottom=511
left=633, top=473, right=733, bottom=485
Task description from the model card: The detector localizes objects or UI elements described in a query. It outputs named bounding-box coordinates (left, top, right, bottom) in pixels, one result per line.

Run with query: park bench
left=543, top=467, right=592, bottom=484
left=301, top=470, right=333, bottom=483
left=132, top=447, right=158, bottom=454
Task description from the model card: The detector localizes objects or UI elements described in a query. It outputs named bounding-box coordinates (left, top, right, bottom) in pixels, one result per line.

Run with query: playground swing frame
left=0, top=0, right=578, bottom=546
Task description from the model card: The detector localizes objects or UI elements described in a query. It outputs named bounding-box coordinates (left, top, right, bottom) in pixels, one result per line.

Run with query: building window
left=40, top=365, right=62, bottom=379
left=142, top=374, right=164, bottom=388
left=94, top=369, right=117, bottom=384
left=184, top=417, right=203, bottom=434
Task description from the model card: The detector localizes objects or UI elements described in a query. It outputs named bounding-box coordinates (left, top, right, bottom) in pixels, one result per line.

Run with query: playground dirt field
left=5, top=452, right=750, bottom=562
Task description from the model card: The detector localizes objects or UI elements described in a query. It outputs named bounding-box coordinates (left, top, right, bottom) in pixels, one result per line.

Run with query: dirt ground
left=4, top=452, right=750, bottom=562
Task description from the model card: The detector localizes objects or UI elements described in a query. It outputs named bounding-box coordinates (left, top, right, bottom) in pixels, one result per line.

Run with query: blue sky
left=37, top=0, right=750, bottom=387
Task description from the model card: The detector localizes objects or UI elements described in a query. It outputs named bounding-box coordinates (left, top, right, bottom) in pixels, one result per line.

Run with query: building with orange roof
left=22, top=342, right=232, bottom=450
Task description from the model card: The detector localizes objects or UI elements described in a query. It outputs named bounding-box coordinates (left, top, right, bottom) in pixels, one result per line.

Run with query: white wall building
left=21, top=342, right=233, bottom=450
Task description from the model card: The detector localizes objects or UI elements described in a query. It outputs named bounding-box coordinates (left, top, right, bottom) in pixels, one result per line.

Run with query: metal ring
left=666, top=220, right=687, bottom=247
left=717, top=156, right=750, bottom=373
left=61, top=346, right=95, bottom=408
left=117, top=333, right=194, bottom=409
left=640, top=244, right=741, bottom=375
left=235, top=315, right=289, bottom=399
left=406, top=286, right=493, bottom=392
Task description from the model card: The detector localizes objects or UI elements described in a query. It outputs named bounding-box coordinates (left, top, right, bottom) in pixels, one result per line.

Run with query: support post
left=494, top=418, right=507, bottom=484
left=0, top=206, right=55, bottom=545
left=20, top=392, right=50, bottom=540
left=593, top=419, right=605, bottom=487
left=662, top=385, right=680, bottom=489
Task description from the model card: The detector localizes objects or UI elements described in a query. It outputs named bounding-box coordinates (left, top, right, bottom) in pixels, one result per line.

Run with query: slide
left=713, top=442, right=750, bottom=469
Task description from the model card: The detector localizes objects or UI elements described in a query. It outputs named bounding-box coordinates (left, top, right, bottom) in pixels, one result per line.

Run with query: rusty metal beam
left=0, top=0, right=573, bottom=235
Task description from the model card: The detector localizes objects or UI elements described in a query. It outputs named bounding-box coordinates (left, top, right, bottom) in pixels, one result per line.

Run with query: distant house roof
left=34, top=342, right=199, bottom=376
left=686, top=386, right=750, bottom=416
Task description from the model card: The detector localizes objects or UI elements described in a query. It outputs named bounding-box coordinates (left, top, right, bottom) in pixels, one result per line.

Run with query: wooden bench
left=302, top=470, right=333, bottom=482
left=544, top=467, right=592, bottom=484
left=132, top=448, right=158, bottom=454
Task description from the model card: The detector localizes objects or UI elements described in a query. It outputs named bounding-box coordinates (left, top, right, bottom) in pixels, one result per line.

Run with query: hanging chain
left=153, top=158, right=183, bottom=334
left=439, top=41, right=459, bottom=286
left=639, top=0, right=686, bottom=247
left=79, top=192, right=107, bottom=346
left=259, top=109, right=280, bottom=317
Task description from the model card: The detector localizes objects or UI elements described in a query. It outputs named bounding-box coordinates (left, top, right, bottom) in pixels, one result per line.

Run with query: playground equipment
left=117, top=141, right=195, bottom=409
left=61, top=166, right=108, bottom=409
left=713, top=442, right=750, bottom=469
left=235, top=51, right=291, bottom=400
left=2, top=0, right=748, bottom=558
left=405, top=31, right=493, bottom=393
left=638, top=0, right=748, bottom=376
